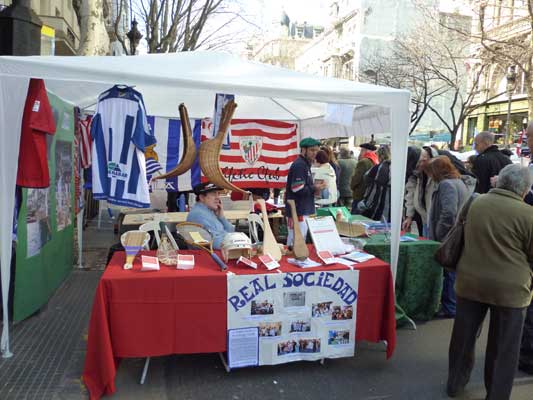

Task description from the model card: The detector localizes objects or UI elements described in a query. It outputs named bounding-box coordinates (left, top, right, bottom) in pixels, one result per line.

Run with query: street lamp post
left=505, top=65, right=517, bottom=147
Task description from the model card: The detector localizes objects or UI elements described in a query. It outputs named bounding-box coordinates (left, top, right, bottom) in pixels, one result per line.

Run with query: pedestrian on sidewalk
left=446, top=164, right=533, bottom=400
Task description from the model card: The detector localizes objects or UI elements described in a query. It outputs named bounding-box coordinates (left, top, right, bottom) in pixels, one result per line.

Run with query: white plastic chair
left=139, top=221, right=179, bottom=250
left=139, top=221, right=161, bottom=247
left=247, top=213, right=264, bottom=243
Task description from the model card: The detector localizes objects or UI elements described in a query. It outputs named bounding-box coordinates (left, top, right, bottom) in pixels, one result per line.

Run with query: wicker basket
left=153, top=103, right=196, bottom=180
left=199, top=100, right=247, bottom=194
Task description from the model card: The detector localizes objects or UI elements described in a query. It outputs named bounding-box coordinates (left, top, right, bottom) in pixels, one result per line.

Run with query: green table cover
left=348, top=215, right=443, bottom=322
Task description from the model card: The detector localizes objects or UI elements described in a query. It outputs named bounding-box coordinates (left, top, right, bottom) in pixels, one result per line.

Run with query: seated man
left=187, top=183, right=235, bottom=249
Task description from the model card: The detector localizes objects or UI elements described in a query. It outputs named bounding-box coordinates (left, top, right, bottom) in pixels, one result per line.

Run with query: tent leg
left=140, top=357, right=150, bottom=384
left=77, top=211, right=83, bottom=269
left=218, top=352, right=230, bottom=373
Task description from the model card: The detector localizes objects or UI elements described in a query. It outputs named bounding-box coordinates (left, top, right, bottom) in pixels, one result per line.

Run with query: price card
left=258, top=254, right=280, bottom=270
left=177, top=254, right=195, bottom=270
left=237, top=256, right=257, bottom=269
left=141, top=255, right=160, bottom=271
left=317, top=250, right=335, bottom=265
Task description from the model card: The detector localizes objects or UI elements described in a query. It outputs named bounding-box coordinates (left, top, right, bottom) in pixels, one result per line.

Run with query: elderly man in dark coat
left=472, top=131, right=512, bottom=193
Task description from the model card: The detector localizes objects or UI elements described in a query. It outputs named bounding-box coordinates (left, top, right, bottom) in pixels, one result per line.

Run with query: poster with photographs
left=55, top=140, right=72, bottom=230
left=26, top=188, right=52, bottom=257
left=227, top=270, right=358, bottom=366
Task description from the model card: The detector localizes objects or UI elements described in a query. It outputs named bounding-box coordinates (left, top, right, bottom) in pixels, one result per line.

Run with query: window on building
left=466, top=117, right=478, bottom=144
left=343, top=61, right=353, bottom=80
left=39, top=0, right=49, bottom=14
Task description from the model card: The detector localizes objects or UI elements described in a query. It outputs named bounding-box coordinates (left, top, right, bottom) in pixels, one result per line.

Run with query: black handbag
left=434, top=194, right=477, bottom=271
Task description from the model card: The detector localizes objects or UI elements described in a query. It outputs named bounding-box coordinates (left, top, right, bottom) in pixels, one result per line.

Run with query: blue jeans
left=442, top=270, right=457, bottom=316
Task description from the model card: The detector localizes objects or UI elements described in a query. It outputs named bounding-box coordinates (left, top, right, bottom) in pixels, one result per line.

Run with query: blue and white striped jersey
left=91, top=85, right=156, bottom=208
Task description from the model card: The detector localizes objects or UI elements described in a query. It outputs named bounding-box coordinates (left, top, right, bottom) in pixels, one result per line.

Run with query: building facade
left=0, top=0, right=130, bottom=56
left=248, top=10, right=324, bottom=69
left=250, top=1, right=471, bottom=139
left=462, top=0, right=530, bottom=146
left=0, top=0, right=81, bottom=55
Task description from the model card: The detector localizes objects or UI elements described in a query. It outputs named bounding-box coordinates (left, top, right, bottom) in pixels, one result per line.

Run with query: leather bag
left=434, top=194, right=477, bottom=271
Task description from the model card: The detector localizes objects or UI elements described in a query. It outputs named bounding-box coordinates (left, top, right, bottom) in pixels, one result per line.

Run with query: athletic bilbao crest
left=240, top=137, right=262, bottom=165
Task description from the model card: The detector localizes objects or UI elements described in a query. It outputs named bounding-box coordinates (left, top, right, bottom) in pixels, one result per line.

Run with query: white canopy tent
left=0, top=52, right=410, bottom=358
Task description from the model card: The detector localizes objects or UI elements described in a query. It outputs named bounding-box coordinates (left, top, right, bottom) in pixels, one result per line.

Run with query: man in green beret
left=285, top=137, right=326, bottom=246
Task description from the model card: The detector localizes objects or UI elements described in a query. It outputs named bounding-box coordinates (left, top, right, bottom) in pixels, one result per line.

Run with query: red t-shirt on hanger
left=16, top=78, right=56, bottom=188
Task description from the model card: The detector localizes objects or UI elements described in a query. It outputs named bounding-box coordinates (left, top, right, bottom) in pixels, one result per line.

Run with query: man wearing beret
left=350, top=142, right=378, bottom=213
left=187, top=183, right=235, bottom=249
left=285, top=137, right=326, bottom=246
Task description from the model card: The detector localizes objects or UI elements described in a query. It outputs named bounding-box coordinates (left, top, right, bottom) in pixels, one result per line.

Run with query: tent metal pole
left=269, top=98, right=300, bottom=121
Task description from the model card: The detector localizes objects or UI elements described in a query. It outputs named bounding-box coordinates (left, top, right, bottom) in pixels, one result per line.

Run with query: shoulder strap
left=458, top=194, right=477, bottom=224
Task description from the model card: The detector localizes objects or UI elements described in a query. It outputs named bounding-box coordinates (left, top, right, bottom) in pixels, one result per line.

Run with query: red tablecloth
left=83, top=247, right=395, bottom=399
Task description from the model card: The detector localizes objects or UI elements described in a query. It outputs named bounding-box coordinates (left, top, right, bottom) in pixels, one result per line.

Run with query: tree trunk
left=525, top=72, right=533, bottom=121
left=449, top=127, right=459, bottom=151
left=77, top=0, right=110, bottom=56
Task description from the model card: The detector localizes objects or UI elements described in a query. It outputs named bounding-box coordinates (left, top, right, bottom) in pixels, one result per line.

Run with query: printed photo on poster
left=258, top=322, right=282, bottom=337
left=55, top=140, right=72, bottom=230
left=312, top=301, right=332, bottom=318
left=26, top=188, right=52, bottom=257
left=283, top=292, right=306, bottom=308
left=332, top=305, right=353, bottom=320
left=299, top=338, right=321, bottom=353
left=289, top=319, right=311, bottom=333
left=328, top=330, right=350, bottom=345
left=251, top=300, right=274, bottom=316
left=278, top=339, right=321, bottom=355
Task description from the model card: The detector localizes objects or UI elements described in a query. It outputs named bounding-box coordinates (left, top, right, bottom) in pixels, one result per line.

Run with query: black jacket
left=472, top=145, right=512, bottom=193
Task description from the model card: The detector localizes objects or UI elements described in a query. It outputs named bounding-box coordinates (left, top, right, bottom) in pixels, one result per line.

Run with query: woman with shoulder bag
left=425, top=156, right=470, bottom=318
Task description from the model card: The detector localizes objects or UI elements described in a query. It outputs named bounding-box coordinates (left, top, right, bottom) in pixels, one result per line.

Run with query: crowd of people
left=283, top=128, right=533, bottom=400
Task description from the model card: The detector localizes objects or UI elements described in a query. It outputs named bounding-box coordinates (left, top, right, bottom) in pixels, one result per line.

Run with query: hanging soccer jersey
left=79, top=114, right=93, bottom=168
left=16, top=78, right=56, bottom=188
left=91, top=85, right=156, bottom=208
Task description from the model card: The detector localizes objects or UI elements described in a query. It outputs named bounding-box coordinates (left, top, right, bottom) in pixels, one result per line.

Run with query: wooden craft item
left=123, top=231, right=148, bottom=269
left=198, top=100, right=247, bottom=194
left=336, top=220, right=367, bottom=238
left=286, top=199, right=309, bottom=261
left=153, top=103, right=197, bottom=180
left=256, top=199, right=282, bottom=261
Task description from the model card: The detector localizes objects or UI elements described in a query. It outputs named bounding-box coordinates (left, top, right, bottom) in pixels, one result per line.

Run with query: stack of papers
left=287, top=258, right=322, bottom=268
left=340, top=251, right=375, bottom=263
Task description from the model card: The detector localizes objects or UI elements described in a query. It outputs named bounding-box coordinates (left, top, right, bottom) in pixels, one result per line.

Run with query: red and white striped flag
left=202, top=119, right=298, bottom=189
left=79, top=115, right=92, bottom=168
